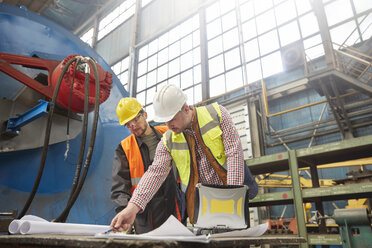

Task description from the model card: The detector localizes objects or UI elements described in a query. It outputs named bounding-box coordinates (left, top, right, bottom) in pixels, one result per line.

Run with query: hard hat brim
left=120, top=111, right=140, bottom=125
left=153, top=113, right=177, bottom=123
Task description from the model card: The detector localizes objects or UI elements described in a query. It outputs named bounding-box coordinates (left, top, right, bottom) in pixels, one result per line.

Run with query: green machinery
left=333, top=208, right=372, bottom=248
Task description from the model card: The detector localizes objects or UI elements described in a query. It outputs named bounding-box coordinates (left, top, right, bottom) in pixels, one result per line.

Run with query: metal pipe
left=267, top=120, right=372, bottom=147
left=261, top=79, right=358, bottom=118
left=269, top=106, right=372, bottom=138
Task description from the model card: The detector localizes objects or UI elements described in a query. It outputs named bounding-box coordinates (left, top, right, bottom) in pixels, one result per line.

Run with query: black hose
left=65, top=59, right=89, bottom=207
left=18, top=56, right=80, bottom=219
left=54, top=58, right=100, bottom=222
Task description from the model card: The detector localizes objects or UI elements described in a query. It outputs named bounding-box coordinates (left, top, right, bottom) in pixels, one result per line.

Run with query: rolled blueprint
left=8, top=215, right=48, bottom=234
left=19, top=220, right=110, bottom=235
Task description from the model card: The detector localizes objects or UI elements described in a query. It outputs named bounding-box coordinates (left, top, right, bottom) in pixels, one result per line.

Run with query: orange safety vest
left=121, top=126, right=168, bottom=193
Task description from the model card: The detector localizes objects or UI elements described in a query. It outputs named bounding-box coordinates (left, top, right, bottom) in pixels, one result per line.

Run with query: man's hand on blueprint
left=110, top=202, right=140, bottom=232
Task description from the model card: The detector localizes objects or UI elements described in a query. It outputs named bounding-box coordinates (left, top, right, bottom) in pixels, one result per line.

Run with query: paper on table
left=95, top=215, right=269, bottom=243
left=19, top=221, right=110, bottom=235
left=8, top=215, right=48, bottom=234
left=8, top=215, right=110, bottom=235
left=210, top=222, right=269, bottom=238
left=95, top=215, right=210, bottom=243
left=138, top=214, right=194, bottom=237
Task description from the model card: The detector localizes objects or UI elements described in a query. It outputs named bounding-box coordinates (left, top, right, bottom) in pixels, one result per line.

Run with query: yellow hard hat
left=116, top=97, right=142, bottom=125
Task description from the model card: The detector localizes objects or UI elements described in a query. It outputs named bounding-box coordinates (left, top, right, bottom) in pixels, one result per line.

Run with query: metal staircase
left=306, top=36, right=372, bottom=139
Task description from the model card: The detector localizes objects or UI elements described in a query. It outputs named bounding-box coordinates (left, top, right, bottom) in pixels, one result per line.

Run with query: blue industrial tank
left=0, top=3, right=130, bottom=225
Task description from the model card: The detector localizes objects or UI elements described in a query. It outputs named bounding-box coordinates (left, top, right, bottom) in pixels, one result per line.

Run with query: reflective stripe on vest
left=121, top=126, right=168, bottom=193
left=163, top=102, right=226, bottom=193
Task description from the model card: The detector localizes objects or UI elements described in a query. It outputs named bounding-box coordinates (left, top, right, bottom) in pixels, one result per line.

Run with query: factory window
left=325, top=0, right=354, bottom=27
left=325, top=0, right=372, bottom=48
left=142, top=0, right=154, bottom=8
left=239, top=0, right=322, bottom=84
left=136, top=14, right=201, bottom=120
left=80, top=28, right=93, bottom=47
left=206, top=1, right=244, bottom=97
left=98, top=0, right=136, bottom=41
left=112, top=56, right=130, bottom=92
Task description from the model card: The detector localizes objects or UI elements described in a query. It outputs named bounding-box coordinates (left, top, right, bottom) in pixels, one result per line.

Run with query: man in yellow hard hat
left=110, top=85, right=258, bottom=232
left=111, top=97, right=182, bottom=234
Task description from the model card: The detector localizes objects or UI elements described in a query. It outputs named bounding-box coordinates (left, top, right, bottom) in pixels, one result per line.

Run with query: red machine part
left=51, top=55, right=113, bottom=113
left=0, top=53, right=113, bottom=113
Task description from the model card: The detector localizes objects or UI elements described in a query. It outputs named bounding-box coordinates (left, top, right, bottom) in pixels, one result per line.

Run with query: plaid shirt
left=129, top=104, right=245, bottom=211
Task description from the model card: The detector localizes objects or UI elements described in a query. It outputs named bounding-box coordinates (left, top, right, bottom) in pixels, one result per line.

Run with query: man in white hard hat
left=110, top=84, right=258, bottom=232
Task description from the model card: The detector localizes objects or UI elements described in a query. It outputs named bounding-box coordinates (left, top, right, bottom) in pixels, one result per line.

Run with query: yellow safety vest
left=163, top=102, right=227, bottom=193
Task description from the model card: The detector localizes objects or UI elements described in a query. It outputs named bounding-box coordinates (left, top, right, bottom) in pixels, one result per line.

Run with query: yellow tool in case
left=193, top=183, right=250, bottom=234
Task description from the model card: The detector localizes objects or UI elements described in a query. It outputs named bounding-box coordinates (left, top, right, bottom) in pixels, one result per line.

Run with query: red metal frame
left=0, top=52, right=60, bottom=99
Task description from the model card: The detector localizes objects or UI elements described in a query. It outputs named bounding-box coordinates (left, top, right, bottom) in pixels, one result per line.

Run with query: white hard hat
left=153, top=84, right=187, bottom=122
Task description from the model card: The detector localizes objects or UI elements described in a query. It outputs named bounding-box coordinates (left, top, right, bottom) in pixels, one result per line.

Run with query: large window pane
left=254, top=0, right=273, bottom=15
left=136, top=91, right=145, bottom=106
left=168, top=58, right=180, bottom=77
left=279, top=21, right=300, bottom=46
left=194, top=65, right=201, bottom=83
left=246, top=59, right=262, bottom=83
left=220, top=0, right=236, bottom=15
left=206, top=2, right=220, bottom=23
left=359, top=15, right=372, bottom=41
left=208, top=36, right=224, bottom=57
left=180, top=51, right=193, bottom=71
left=181, top=69, right=193, bottom=89
left=259, top=30, right=280, bottom=55
left=147, top=54, right=157, bottom=71
left=158, top=33, right=169, bottom=50
left=168, top=75, right=180, bottom=87
left=256, top=10, right=276, bottom=34
left=180, top=18, right=194, bottom=38
left=325, top=0, right=353, bottom=26
left=330, top=20, right=358, bottom=46
left=184, top=87, right=194, bottom=104
left=226, top=67, right=244, bottom=92
left=169, top=26, right=181, bottom=44
left=242, top=19, right=258, bottom=41
left=147, top=70, right=157, bottom=87
left=137, top=75, right=147, bottom=92
left=207, top=18, right=223, bottom=40
left=261, top=51, right=283, bottom=77
left=146, top=86, right=156, bottom=105
left=169, top=41, right=180, bottom=60
left=157, top=64, right=168, bottom=82
left=224, top=47, right=241, bottom=71
left=353, top=0, right=372, bottom=14
left=148, top=39, right=158, bottom=56
left=295, top=0, right=311, bottom=15
left=193, top=47, right=201, bottom=65
left=193, top=30, right=200, bottom=47
left=275, top=0, right=297, bottom=25
left=244, top=38, right=260, bottom=61
left=138, top=60, right=147, bottom=76
left=210, top=74, right=225, bottom=97
left=222, top=11, right=237, bottom=32
left=303, top=35, right=324, bottom=60
left=158, top=47, right=169, bottom=66
left=223, top=28, right=240, bottom=50
left=139, top=45, right=148, bottom=61
left=194, top=84, right=202, bottom=103
left=209, top=54, right=225, bottom=77
left=181, top=34, right=193, bottom=54
left=240, top=1, right=255, bottom=22
left=299, top=12, right=319, bottom=38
